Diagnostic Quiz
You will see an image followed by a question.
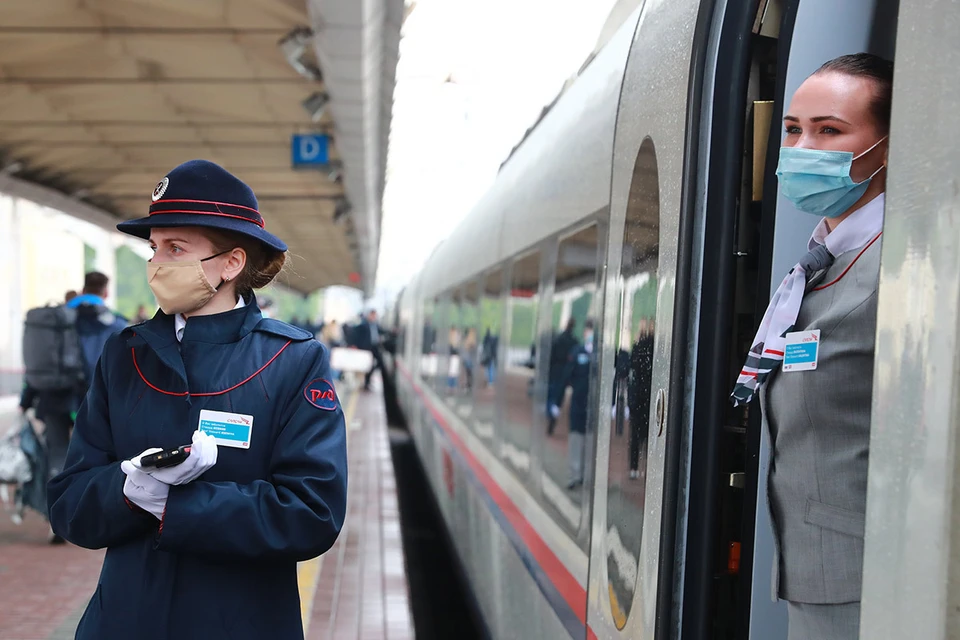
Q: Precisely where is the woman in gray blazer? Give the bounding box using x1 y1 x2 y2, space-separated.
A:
731 53 893 640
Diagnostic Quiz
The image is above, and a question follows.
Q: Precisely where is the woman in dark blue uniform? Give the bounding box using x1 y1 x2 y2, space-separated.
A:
47 159 348 640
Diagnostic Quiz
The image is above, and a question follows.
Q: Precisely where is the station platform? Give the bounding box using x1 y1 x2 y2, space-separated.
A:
0 382 413 640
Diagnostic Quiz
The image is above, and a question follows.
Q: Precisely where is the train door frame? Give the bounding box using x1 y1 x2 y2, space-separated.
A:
860 2 960 635
530 236 559 498
584 0 707 637
678 0 777 638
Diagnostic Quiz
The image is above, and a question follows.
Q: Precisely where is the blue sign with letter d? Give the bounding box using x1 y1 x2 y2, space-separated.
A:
291 134 329 167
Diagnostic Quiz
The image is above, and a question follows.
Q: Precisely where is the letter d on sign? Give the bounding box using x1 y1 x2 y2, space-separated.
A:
300 136 320 161
291 134 329 167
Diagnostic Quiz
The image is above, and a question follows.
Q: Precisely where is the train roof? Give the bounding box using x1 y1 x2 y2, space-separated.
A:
412 10 640 301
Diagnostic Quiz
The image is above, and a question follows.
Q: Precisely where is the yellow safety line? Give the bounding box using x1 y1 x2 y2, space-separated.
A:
298 387 360 635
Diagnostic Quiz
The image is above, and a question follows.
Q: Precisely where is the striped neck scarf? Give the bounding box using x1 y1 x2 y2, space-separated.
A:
731 194 885 406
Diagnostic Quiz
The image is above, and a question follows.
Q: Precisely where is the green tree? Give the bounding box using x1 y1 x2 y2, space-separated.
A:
569 291 594 329
84 244 97 273
258 285 323 325
480 297 502 334
114 246 155 320
508 300 537 347
632 276 657 321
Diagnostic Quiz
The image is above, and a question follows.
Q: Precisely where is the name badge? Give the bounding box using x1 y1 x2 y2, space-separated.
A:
198 409 253 449
782 330 820 372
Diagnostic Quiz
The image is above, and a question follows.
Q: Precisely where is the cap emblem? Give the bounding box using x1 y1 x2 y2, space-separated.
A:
152 177 170 202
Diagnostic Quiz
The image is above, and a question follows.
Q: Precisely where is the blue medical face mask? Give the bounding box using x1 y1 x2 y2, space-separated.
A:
776 137 887 218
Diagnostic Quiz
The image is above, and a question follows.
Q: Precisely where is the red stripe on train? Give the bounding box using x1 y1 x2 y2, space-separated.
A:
397 361 596 638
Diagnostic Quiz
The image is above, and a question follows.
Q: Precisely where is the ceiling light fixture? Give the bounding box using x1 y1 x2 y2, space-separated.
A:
327 160 343 183
333 198 351 223
301 91 330 122
278 27 323 82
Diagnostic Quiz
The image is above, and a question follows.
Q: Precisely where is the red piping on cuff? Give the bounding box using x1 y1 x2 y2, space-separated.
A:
158 506 166 535
124 496 144 513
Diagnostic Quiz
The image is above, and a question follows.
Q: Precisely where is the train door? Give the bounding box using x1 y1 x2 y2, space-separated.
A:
681 1 900 639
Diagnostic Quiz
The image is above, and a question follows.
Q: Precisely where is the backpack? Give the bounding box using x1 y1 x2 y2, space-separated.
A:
22 305 86 391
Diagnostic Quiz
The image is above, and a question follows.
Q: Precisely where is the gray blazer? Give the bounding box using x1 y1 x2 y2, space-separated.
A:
760 236 881 604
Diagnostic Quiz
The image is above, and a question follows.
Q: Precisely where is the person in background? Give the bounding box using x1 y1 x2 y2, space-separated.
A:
422 318 436 355
447 326 461 391
461 327 477 391
546 318 578 436
70 273 130 385
320 320 344 381
612 329 631 437
355 309 385 392
21 272 127 544
628 317 655 480
320 319 344 348
731 53 893 640
341 318 356 347
22 273 127 476
134 304 151 324
557 319 594 490
481 328 498 386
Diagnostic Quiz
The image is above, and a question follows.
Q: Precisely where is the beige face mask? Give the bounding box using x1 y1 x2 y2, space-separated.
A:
146 251 227 315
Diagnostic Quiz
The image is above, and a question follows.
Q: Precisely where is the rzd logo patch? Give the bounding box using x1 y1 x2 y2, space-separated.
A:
304 378 338 411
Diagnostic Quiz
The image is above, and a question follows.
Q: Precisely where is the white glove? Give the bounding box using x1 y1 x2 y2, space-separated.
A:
134 430 218 486
121 459 169 520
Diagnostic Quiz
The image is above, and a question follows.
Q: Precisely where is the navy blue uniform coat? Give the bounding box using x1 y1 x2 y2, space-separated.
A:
47 299 347 640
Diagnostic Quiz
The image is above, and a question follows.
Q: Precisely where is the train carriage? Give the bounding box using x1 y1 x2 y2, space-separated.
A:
389 0 958 638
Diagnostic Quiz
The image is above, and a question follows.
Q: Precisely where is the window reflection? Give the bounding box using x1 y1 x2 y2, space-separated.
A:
440 293 462 397
451 285 479 421
543 225 602 536
606 137 659 628
419 299 437 383
473 270 503 446
500 252 540 480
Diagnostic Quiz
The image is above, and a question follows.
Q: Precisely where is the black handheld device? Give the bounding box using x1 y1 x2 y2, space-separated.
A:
138 445 192 469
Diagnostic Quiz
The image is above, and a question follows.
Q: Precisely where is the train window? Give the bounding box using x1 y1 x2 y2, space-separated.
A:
473 269 503 447
419 297 439 385
606 137 659 629
433 293 455 395
542 224 603 532
451 282 480 421
500 251 541 480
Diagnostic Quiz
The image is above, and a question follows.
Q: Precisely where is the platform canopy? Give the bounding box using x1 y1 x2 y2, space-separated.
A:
0 0 402 294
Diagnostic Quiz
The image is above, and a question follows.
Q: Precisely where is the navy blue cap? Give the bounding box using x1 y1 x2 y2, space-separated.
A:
116 159 287 252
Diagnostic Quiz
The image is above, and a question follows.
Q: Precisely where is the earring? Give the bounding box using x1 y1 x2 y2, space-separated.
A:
225 277 231 282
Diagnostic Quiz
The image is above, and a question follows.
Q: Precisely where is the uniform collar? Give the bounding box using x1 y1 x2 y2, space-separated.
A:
808 192 885 252
127 295 264 392
175 296 246 342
